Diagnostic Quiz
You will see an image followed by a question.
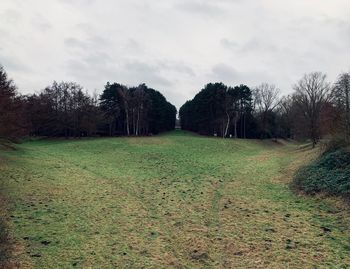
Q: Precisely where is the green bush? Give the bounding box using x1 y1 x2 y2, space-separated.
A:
292 149 350 198
322 137 349 154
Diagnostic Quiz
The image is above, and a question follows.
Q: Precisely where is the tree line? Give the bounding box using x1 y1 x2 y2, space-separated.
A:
1 62 349 146
180 72 350 147
0 65 176 140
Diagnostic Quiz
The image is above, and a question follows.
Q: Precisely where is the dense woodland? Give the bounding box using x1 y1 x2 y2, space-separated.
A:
1 63 350 148
0 65 176 139
180 72 350 147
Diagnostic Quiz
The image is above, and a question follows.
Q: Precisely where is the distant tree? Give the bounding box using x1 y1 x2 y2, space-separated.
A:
99 82 176 136
144 85 176 134
253 83 280 138
99 83 124 136
254 83 280 113
275 95 294 138
116 85 131 136
293 72 331 147
179 83 227 136
225 85 253 138
131 84 149 135
0 65 27 141
223 87 235 138
27 81 99 137
333 72 350 141
179 83 253 138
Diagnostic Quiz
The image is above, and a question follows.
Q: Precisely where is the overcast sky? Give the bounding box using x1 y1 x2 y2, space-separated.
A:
0 0 350 108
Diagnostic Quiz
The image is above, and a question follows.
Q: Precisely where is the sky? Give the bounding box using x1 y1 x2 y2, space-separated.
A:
0 0 350 108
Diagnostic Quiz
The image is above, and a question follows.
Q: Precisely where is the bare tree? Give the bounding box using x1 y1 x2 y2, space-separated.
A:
254 83 280 113
333 72 350 141
293 72 331 147
253 83 280 137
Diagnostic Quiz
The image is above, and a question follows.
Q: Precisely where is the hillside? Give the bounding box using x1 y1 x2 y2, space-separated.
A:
0 131 349 268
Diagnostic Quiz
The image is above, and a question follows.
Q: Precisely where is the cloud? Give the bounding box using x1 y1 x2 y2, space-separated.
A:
0 0 350 108
123 61 172 87
174 0 225 16
158 60 196 77
0 48 31 73
220 38 239 50
31 14 52 32
211 63 239 83
64 37 88 49
0 8 22 25
58 0 96 6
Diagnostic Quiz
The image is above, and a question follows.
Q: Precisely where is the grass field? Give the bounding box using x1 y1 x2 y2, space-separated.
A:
1 131 350 268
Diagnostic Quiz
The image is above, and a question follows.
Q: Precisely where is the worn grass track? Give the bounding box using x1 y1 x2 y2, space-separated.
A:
0 131 349 268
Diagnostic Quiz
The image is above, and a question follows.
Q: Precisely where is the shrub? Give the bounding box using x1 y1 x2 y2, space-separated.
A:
321 136 349 155
292 149 350 199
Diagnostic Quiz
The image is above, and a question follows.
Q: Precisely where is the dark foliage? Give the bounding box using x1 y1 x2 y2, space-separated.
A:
99 82 176 136
179 75 338 142
26 81 101 137
179 83 254 138
292 149 350 198
0 65 27 141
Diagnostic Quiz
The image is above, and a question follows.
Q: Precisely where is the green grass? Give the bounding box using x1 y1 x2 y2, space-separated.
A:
0 131 349 268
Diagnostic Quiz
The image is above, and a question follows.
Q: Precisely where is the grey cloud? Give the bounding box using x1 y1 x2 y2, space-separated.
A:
64 35 111 52
210 63 278 90
1 0 350 108
65 51 115 80
174 0 225 16
211 63 239 83
220 38 239 50
0 9 22 25
124 39 143 52
0 48 30 73
58 0 96 6
75 23 95 33
64 37 88 50
240 39 278 53
158 60 195 77
31 14 52 32
123 61 172 87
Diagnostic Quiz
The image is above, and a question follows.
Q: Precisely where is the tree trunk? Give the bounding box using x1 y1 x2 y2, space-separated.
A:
233 111 239 138
224 112 230 138
311 118 317 148
125 104 130 136
345 83 350 141
234 120 237 138
136 108 140 136
243 113 246 139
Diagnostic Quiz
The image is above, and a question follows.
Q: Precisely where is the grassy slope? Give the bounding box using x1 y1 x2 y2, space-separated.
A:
0 131 349 268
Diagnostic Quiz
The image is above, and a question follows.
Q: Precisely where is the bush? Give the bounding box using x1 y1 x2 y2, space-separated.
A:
292 149 350 199
321 137 349 155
